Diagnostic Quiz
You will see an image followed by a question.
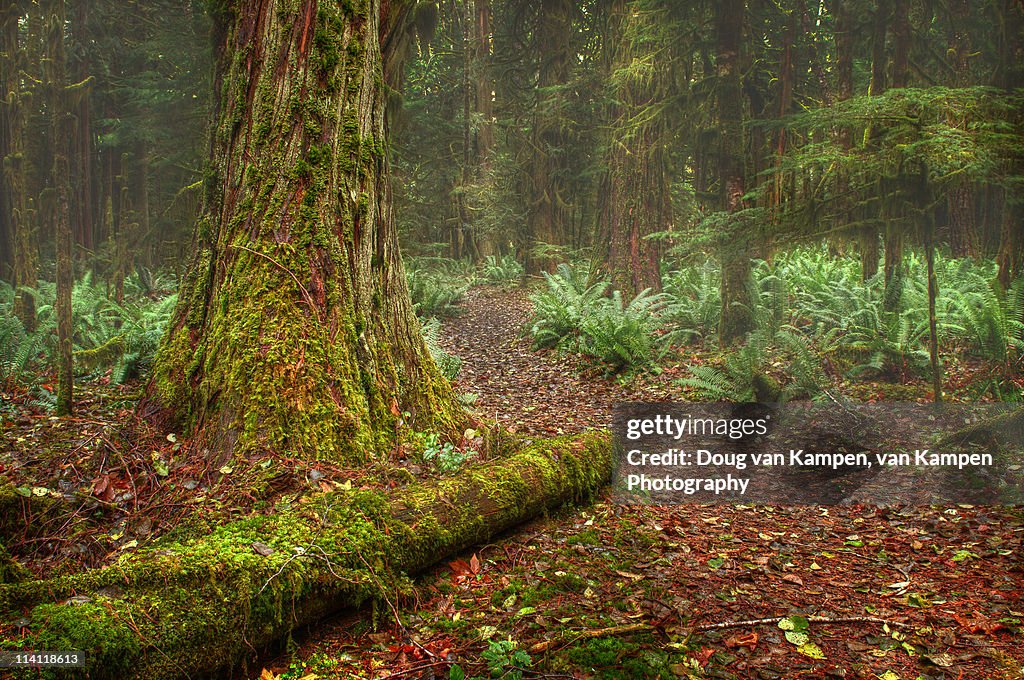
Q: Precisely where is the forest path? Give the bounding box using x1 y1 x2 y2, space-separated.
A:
263 286 1024 680
437 285 674 437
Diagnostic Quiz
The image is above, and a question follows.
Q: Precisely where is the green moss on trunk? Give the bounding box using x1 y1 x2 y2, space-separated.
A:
144 0 463 462
0 433 613 679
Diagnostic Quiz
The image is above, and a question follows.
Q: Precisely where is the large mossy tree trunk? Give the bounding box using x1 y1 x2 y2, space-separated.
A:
144 0 463 463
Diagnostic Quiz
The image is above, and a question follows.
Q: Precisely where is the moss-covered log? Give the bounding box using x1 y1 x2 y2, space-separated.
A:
0 432 613 679
143 0 462 463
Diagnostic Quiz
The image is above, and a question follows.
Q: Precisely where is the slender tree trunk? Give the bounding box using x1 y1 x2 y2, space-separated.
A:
71 0 93 253
0 0 11 282
945 0 977 258
997 195 1022 288
1 0 38 330
454 0 472 260
143 0 463 463
882 0 909 308
524 0 573 275
472 0 497 258
996 0 1023 287
860 0 889 282
133 139 151 267
717 0 753 344
474 0 493 164
47 0 74 415
925 222 942 402
600 1 669 296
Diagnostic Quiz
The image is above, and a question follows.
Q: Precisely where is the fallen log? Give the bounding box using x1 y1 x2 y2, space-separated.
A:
0 431 613 679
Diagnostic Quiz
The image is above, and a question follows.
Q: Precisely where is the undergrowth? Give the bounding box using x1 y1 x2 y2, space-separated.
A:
0 271 178 395
524 248 1023 397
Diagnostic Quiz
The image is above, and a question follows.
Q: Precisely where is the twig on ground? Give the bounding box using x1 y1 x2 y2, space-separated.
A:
695 615 910 631
529 615 911 654
529 623 651 654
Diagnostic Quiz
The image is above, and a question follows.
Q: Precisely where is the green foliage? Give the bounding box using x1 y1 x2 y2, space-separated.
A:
660 263 721 343
528 264 668 372
405 257 473 319
480 255 523 284
0 273 177 391
579 288 667 373
529 263 608 351
0 305 48 389
417 430 471 473
480 639 531 680
660 248 1023 396
679 327 826 402
420 317 461 380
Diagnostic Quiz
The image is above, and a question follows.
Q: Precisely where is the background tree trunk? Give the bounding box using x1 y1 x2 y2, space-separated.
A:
1 0 38 330
47 0 73 415
524 0 573 275
600 1 671 297
859 0 889 282
144 0 463 463
945 0 977 258
717 0 753 345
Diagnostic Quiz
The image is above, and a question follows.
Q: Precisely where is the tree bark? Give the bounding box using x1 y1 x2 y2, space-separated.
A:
1 0 38 330
882 0 909 308
143 0 463 463
70 0 94 253
859 0 889 282
47 0 74 416
524 0 574 275
945 0 977 258
0 432 613 680
600 0 670 297
717 0 753 345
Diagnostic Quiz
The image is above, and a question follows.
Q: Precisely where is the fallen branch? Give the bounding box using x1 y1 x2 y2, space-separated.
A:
0 432 613 680
528 615 910 655
529 623 652 654
696 615 910 631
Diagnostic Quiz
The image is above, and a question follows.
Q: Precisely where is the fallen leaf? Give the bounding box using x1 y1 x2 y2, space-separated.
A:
796 642 825 659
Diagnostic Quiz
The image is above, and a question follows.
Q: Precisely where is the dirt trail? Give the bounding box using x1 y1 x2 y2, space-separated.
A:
438 285 675 437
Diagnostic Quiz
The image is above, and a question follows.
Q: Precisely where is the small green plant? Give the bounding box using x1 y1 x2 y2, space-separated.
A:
579 288 668 372
407 267 468 318
680 327 826 401
415 431 472 473
480 639 531 680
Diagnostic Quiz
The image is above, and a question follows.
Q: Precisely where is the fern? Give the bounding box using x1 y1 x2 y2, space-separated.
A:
528 263 608 350
579 288 667 372
406 266 468 318
679 327 826 402
420 317 461 380
480 255 523 284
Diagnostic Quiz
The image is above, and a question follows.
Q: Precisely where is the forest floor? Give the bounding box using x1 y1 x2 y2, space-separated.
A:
0 284 1022 679
258 285 1024 680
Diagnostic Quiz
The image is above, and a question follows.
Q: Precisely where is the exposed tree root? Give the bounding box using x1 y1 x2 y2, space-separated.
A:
0 432 613 679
